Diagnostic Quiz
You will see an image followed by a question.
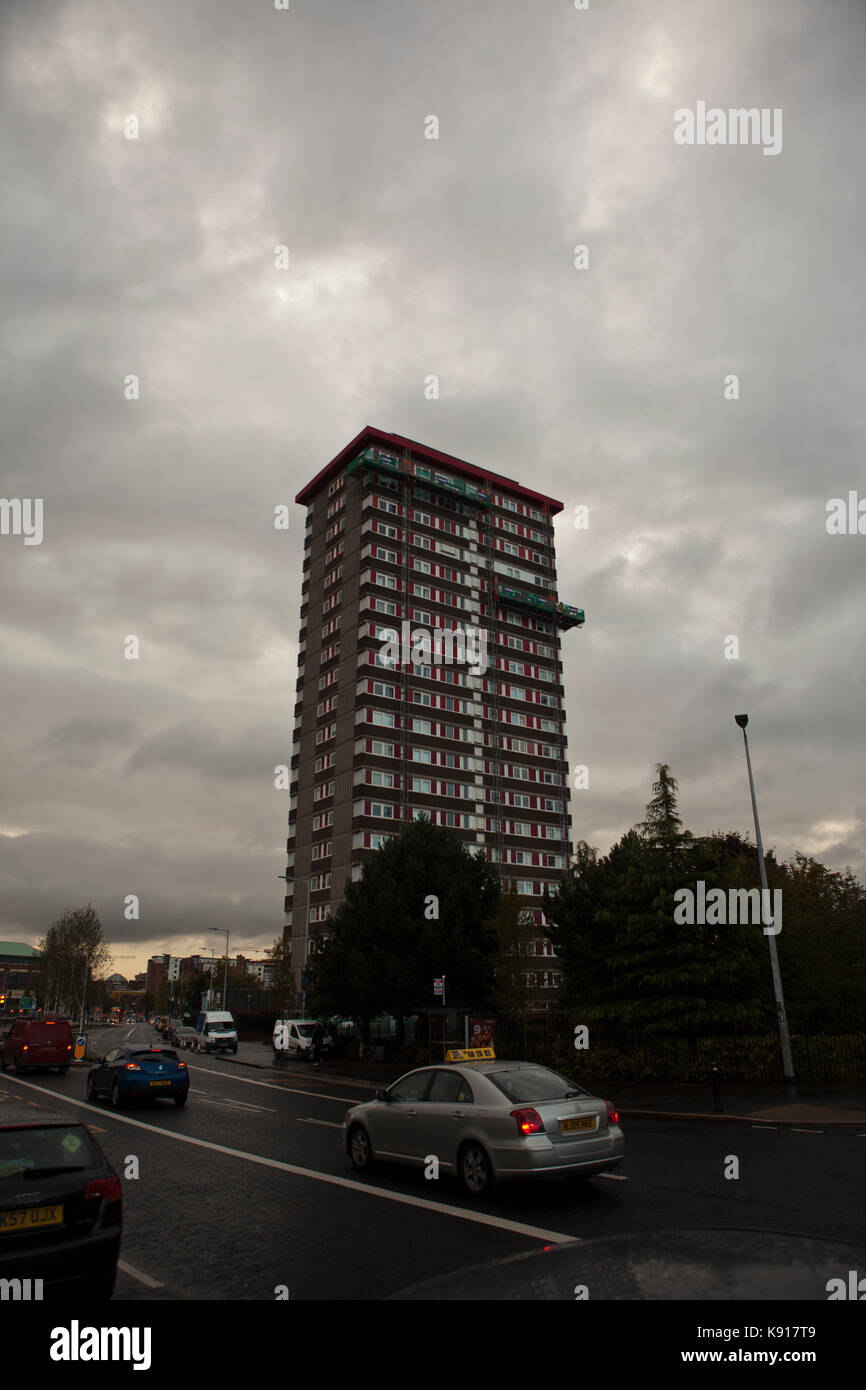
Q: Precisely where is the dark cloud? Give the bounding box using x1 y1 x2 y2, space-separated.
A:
1 0 864 972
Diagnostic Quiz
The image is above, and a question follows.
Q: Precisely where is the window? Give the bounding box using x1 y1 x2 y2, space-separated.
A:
311 872 332 891
309 904 329 924
413 535 432 550
315 754 335 772
372 681 396 698
323 565 343 588
316 696 337 717
412 748 432 763
376 523 398 540
322 590 342 613
311 840 332 859
315 723 336 744
313 781 335 801
325 542 345 564
320 642 340 664
371 597 397 616
312 812 334 830
372 711 396 728
369 802 396 818
375 572 398 590
328 475 345 497
369 770 395 788
413 511 430 526
373 546 398 565
318 670 338 691
377 499 399 515
412 778 432 793
321 615 342 639
370 739 395 757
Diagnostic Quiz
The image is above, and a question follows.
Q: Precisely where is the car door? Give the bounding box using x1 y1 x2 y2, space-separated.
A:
95 1048 121 1091
372 1070 433 1162
414 1069 475 1171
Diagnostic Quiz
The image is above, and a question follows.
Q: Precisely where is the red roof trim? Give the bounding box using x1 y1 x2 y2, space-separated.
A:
295 427 564 513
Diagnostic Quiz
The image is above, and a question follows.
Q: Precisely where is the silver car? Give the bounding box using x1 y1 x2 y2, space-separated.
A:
343 1059 624 1197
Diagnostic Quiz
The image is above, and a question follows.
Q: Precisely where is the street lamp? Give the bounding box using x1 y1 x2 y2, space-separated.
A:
734 714 796 1095
207 927 230 1011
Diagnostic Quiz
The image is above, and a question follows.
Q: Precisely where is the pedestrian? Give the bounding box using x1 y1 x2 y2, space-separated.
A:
311 1021 325 1066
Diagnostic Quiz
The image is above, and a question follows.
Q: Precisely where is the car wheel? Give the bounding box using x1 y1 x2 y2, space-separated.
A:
348 1124 374 1172
14 1058 26 1075
174 1092 188 1107
58 1066 69 1075
459 1141 494 1198
232 1046 238 1054
86 1075 98 1103
111 1079 125 1109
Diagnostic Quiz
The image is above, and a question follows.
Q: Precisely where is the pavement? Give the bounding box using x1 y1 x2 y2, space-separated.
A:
209 1039 866 1132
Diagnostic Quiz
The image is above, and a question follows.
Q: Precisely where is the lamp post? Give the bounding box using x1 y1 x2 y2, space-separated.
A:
734 715 796 1094
207 927 230 1010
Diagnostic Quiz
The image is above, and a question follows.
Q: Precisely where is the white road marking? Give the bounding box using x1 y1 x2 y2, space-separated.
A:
597 1172 628 1180
791 1128 822 1134
2 1074 578 1246
117 1259 164 1289
299 1118 341 1128
194 1094 276 1113
185 1063 360 1106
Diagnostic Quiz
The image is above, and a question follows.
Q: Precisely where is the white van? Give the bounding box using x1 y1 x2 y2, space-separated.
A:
194 1010 238 1054
273 1019 334 1061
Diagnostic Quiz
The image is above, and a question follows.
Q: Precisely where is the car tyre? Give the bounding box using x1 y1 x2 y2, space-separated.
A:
348 1124 374 1173
232 1046 238 1054
458 1141 494 1198
86 1075 98 1103
58 1065 69 1075
174 1092 188 1107
111 1079 125 1109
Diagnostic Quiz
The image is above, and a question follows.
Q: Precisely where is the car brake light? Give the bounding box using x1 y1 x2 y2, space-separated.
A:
66 1044 72 1050
22 1045 28 1051
84 1176 122 1204
177 1061 186 1069
605 1101 620 1124
125 1062 141 1071
511 1107 544 1135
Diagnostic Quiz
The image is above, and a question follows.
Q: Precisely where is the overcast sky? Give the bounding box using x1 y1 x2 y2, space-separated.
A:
1 0 864 977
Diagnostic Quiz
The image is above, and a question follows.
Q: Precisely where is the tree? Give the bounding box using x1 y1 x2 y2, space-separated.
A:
308 818 501 1044
637 763 692 867
39 905 112 1023
267 937 296 1017
489 884 539 1018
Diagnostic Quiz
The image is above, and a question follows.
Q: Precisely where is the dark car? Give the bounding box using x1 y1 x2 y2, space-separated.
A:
1 1019 74 1075
0 1105 122 1298
87 1046 189 1108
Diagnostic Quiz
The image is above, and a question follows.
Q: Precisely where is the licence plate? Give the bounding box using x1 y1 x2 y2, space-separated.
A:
560 1116 597 1133
0 1204 63 1234
149 1080 171 1087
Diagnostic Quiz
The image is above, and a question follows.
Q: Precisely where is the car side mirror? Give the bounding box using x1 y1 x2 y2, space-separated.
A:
376 1088 390 1103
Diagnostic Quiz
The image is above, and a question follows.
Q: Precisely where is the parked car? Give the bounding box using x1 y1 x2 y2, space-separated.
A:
273 1018 335 1061
86 1046 189 1108
172 1027 198 1050
343 1056 624 1197
0 1103 122 1297
0 1019 74 1075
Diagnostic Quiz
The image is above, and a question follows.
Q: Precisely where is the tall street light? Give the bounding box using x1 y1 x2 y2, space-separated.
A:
734 715 796 1094
207 927 230 1010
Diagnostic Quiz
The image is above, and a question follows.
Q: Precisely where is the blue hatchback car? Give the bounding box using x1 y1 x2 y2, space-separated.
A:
87 1046 189 1108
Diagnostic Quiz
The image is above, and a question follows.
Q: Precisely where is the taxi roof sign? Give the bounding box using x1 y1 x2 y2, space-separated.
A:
444 1047 496 1063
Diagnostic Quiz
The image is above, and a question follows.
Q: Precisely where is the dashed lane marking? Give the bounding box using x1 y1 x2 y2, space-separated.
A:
117 1259 164 1289
2 1074 578 1246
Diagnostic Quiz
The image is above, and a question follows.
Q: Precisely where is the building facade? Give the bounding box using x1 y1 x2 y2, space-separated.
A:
285 428 584 1011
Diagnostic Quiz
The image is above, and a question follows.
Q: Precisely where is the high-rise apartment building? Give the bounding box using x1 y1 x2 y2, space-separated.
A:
284 428 584 1011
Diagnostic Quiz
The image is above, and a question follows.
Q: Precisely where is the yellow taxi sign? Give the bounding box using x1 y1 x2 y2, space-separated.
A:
444 1047 496 1063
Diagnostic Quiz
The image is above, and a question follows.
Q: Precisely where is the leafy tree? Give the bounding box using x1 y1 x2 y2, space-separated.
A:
308 818 501 1043
489 883 538 1018
267 937 297 1017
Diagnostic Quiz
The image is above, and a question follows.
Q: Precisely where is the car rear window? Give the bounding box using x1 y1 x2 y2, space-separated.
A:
0 1125 101 1180
487 1067 590 1104
132 1049 179 1061
26 1022 72 1043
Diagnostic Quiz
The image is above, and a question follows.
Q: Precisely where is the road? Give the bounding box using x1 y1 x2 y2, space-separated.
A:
2 1023 864 1299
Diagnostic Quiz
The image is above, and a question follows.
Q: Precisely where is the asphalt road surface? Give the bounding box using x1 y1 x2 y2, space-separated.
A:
2 1023 864 1300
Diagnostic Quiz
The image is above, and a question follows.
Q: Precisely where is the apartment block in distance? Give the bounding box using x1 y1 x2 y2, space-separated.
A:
284 427 585 1012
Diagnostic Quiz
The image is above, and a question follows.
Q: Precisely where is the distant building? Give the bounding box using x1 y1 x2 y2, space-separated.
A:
0 942 42 1010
